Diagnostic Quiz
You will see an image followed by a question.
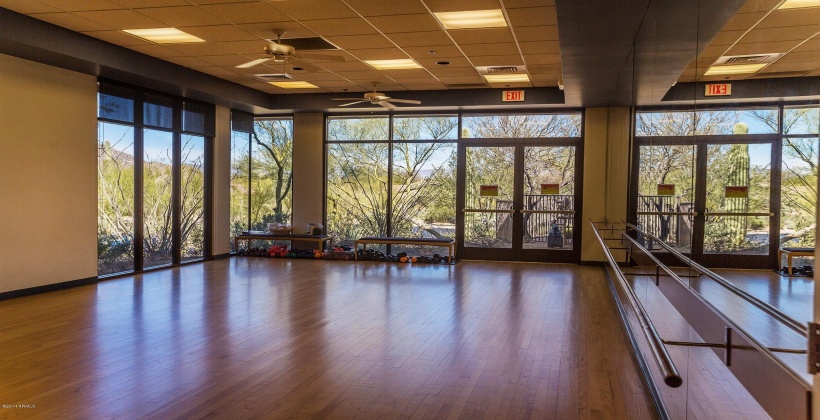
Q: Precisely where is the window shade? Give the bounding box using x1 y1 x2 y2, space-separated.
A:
231 110 255 133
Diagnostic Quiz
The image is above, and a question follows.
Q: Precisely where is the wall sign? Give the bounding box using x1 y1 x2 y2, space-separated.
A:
657 184 676 196
502 90 525 102
480 185 499 196
725 186 749 198
705 83 732 96
541 183 560 195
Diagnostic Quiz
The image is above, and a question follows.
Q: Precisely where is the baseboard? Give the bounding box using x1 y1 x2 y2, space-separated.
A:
0 276 98 301
579 260 607 266
212 252 232 260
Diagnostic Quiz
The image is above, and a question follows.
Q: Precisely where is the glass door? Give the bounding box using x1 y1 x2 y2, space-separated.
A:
633 140 776 269
458 144 581 262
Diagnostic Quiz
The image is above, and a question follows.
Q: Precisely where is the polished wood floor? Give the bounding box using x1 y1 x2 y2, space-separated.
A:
0 259 656 419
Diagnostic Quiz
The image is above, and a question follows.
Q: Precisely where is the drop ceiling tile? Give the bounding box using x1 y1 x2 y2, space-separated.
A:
332 70 392 80
437 75 486 84
73 9 167 28
400 82 447 90
709 30 746 46
791 35 820 52
530 74 561 84
180 25 259 42
136 6 229 27
428 67 480 78
742 26 820 44
0 0 62 13
758 9 820 28
299 18 380 36
313 80 366 88
727 40 805 56
737 0 782 14
806 68 820 77
527 63 562 74
215 40 268 54
449 28 514 45
423 0 500 13
366 14 442 33
164 42 234 56
520 53 560 65
163 56 215 68
198 54 251 66
403 45 462 57
759 61 817 73
376 69 432 78
470 55 525 66
127 44 185 58
415 56 473 68
512 25 559 42
346 48 409 60
387 31 454 48
201 2 289 24
701 44 730 59
518 41 560 55
111 0 191 7
342 0 428 16
504 0 556 7
30 12 114 31
506 7 557 27
722 12 767 31
460 43 518 56
197 66 244 76
319 61 376 72
36 0 125 11
270 0 357 20
297 72 346 81
82 30 153 46
239 23 317 40
324 34 395 50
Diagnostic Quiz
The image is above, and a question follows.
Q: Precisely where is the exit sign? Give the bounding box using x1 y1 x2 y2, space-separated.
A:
705 83 732 96
502 90 525 102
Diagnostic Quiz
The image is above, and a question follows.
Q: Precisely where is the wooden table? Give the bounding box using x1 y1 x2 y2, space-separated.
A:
235 233 332 251
354 236 455 262
778 247 815 275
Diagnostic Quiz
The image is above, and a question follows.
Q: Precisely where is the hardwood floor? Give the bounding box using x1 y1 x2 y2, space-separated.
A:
0 259 656 419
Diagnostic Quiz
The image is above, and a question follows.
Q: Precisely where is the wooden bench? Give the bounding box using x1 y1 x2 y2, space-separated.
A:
354 237 456 262
235 232 332 252
778 247 815 275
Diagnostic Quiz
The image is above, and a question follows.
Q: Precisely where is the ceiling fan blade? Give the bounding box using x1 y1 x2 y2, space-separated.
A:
378 100 397 109
338 100 368 107
296 52 347 62
332 97 365 101
235 58 272 69
385 98 421 105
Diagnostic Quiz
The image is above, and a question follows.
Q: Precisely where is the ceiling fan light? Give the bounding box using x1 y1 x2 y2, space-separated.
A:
122 28 204 44
434 10 507 29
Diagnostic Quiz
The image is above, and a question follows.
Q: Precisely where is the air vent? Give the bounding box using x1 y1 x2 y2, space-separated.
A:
253 74 293 82
475 65 527 74
713 53 784 65
273 37 338 51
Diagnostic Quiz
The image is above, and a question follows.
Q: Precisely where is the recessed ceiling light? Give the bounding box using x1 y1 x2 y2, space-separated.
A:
778 0 820 9
703 63 768 76
436 61 451 66
270 81 319 89
365 59 422 70
434 10 507 29
122 28 204 44
483 74 530 83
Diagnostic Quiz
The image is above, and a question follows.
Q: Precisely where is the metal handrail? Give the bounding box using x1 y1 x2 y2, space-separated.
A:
590 220 683 387
624 222 806 336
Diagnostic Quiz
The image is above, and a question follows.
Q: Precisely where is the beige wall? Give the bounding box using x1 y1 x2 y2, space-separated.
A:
291 113 325 236
0 54 98 293
212 105 232 256
580 107 631 262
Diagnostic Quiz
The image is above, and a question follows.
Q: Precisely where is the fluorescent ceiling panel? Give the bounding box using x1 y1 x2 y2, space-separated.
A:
483 74 531 83
434 10 507 30
703 63 769 75
270 81 319 89
122 28 205 44
778 0 820 9
365 59 422 70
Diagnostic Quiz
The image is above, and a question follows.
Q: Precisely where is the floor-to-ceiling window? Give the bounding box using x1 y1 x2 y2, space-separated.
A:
631 104 819 269
97 82 213 275
229 113 293 251
326 115 458 251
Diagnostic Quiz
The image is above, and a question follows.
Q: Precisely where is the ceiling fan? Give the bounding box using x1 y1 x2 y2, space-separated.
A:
332 84 421 109
236 33 346 69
